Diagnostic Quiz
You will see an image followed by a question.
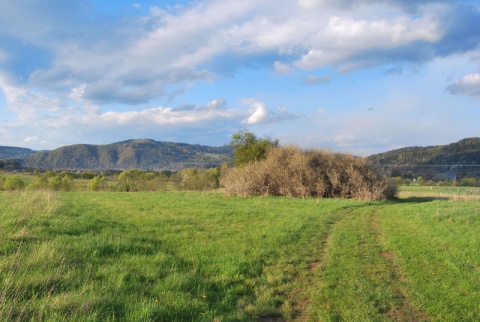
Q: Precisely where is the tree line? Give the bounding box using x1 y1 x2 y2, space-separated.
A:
394 176 480 187
0 167 223 192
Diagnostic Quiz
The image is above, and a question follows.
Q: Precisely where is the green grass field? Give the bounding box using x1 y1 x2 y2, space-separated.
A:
1 190 479 321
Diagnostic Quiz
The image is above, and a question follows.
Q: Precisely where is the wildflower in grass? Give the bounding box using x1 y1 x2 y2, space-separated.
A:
202 294 207 300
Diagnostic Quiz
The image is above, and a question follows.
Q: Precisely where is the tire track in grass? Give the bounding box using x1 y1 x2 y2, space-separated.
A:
292 205 429 321
288 214 347 321
371 213 430 322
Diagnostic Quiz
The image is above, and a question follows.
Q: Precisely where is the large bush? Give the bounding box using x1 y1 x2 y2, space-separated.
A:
178 167 221 191
221 147 397 200
26 172 75 191
2 175 26 191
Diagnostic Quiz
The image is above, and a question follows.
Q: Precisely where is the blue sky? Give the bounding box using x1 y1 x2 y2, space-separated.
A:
1 0 480 155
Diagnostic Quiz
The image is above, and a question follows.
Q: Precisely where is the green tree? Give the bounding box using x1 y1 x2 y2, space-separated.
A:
228 129 279 166
27 176 49 190
43 171 57 178
180 168 198 190
47 176 74 191
393 176 404 185
2 176 25 191
178 168 221 190
417 176 425 186
118 169 146 192
88 175 107 191
439 178 451 186
205 167 221 189
461 177 477 187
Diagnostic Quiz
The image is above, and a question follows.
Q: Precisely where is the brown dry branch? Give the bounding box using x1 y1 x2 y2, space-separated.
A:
221 147 397 200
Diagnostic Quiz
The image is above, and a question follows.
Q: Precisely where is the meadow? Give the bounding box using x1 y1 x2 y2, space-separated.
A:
0 189 479 321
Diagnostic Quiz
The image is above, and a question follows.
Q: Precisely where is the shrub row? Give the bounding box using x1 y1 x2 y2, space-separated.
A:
221 147 397 200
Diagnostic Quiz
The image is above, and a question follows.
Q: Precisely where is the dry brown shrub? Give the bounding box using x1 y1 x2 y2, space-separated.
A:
221 147 397 200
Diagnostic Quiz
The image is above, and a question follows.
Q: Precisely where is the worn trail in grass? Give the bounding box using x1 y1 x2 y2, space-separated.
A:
295 206 426 321
294 197 480 321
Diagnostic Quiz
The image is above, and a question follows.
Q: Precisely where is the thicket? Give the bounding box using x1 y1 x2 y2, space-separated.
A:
222 146 397 200
27 171 75 191
1 175 25 191
1 167 222 193
173 167 221 190
113 167 221 192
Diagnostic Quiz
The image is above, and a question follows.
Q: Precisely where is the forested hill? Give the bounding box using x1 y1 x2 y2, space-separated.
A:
367 138 480 180
23 139 233 171
367 138 480 165
0 146 37 160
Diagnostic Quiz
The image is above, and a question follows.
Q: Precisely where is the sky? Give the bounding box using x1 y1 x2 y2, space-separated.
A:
1 0 480 155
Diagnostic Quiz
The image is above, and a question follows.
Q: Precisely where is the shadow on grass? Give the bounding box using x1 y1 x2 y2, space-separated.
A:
391 196 449 204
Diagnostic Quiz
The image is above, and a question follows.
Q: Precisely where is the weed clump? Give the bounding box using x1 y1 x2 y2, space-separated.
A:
221 146 397 200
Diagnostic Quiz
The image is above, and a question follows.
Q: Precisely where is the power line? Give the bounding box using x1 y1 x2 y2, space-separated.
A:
370 165 480 167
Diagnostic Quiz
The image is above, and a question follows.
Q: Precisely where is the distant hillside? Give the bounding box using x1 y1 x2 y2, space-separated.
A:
367 138 480 180
0 146 37 160
24 139 233 171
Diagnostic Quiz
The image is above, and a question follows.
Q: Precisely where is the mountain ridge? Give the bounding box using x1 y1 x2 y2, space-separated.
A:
0 146 37 160
367 138 480 165
19 139 232 171
366 137 480 179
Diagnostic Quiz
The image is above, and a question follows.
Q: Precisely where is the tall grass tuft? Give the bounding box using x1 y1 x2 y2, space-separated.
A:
0 191 61 321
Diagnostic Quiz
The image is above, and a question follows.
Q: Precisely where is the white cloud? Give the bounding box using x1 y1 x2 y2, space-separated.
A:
294 12 442 71
174 99 227 112
446 73 480 97
63 102 240 127
241 99 298 125
0 73 64 121
298 0 453 11
297 0 323 10
23 136 38 143
242 101 271 125
205 99 227 110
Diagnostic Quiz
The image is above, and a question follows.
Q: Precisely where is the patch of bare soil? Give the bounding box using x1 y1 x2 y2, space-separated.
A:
308 261 321 271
